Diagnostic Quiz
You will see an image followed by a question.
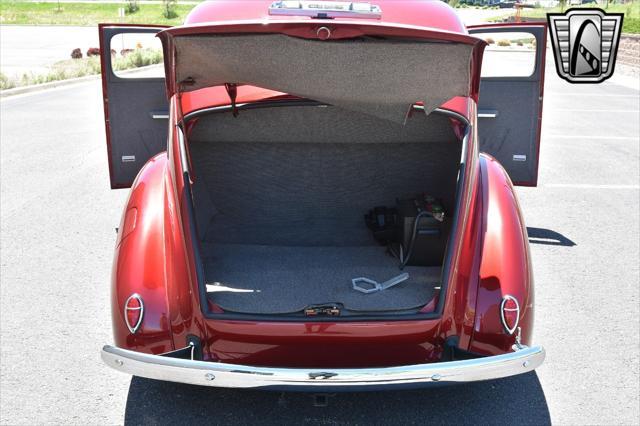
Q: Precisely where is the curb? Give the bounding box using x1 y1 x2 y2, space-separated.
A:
0 64 162 98
0 74 100 98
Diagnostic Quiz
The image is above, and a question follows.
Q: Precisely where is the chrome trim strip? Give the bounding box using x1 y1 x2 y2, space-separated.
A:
268 1 382 20
102 344 544 389
176 126 190 175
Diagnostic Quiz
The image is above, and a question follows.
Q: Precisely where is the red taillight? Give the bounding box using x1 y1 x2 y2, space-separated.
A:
500 295 520 335
124 294 144 334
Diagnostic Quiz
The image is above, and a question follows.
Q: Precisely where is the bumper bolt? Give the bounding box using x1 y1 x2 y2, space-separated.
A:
523 360 530 368
431 374 442 382
115 359 124 367
205 373 216 381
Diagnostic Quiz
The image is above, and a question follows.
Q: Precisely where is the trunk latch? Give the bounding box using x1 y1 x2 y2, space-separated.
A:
304 305 341 316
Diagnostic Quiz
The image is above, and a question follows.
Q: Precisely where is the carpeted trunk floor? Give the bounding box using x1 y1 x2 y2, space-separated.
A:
202 244 440 314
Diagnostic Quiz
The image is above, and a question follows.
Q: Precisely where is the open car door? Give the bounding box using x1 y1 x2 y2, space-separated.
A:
468 24 547 186
99 24 168 189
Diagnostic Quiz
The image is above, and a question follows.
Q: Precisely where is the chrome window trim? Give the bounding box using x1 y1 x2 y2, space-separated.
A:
176 125 190 175
268 1 382 20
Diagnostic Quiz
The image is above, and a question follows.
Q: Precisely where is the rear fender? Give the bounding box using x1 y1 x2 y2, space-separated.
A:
469 154 534 355
111 153 174 353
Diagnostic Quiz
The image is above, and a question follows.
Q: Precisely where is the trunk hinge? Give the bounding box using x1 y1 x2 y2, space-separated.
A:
179 77 196 93
225 83 239 117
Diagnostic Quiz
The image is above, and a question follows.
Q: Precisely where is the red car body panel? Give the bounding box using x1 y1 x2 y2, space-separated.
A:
112 152 173 354
469 154 534 355
185 0 466 32
107 1 542 369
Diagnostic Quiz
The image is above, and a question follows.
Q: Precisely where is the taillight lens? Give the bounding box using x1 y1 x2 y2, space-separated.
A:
124 294 144 334
500 295 520 335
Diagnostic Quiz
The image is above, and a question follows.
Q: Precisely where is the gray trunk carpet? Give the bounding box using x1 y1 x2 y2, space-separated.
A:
202 244 440 314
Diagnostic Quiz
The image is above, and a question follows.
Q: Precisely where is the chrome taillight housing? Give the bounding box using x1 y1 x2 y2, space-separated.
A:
500 295 520 335
124 293 144 334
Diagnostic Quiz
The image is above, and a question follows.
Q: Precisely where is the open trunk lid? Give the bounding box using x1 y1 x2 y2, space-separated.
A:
157 21 485 122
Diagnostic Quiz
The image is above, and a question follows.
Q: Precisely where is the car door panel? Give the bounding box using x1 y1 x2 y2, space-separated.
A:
468 24 547 187
99 24 168 189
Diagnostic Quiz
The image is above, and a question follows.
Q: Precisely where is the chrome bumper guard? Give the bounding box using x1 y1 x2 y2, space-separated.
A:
102 344 545 389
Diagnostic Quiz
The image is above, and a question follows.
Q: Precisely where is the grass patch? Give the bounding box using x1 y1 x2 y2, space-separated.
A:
0 48 163 90
0 1 196 26
497 3 640 34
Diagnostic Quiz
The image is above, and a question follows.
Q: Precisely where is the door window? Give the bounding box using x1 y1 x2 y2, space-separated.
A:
480 32 537 78
109 32 165 79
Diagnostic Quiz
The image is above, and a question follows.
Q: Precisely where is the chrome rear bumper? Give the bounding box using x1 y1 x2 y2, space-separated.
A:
101 344 545 390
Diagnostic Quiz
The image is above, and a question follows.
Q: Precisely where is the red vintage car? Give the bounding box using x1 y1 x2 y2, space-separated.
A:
100 0 546 389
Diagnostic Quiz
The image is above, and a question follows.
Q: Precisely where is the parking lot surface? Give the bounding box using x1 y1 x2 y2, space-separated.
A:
0 53 638 424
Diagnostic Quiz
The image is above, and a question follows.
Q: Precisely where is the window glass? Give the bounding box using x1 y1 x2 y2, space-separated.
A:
110 32 164 78
480 32 536 78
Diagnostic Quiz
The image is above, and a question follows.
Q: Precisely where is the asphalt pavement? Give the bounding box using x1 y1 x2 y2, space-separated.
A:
0 52 639 425
0 26 100 76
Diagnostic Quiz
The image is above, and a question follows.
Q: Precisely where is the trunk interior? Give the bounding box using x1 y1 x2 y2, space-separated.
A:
188 104 463 316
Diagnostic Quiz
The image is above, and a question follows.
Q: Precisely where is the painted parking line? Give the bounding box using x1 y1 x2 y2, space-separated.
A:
543 135 638 140
545 184 640 189
545 109 640 113
551 93 639 97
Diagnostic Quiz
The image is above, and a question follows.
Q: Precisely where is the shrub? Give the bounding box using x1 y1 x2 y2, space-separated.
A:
497 39 511 47
71 48 82 59
0 72 15 90
125 0 139 14
517 41 523 46
112 48 163 71
86 47 100 57
485 37 495 44
120 48 134 56
162 0 178 19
